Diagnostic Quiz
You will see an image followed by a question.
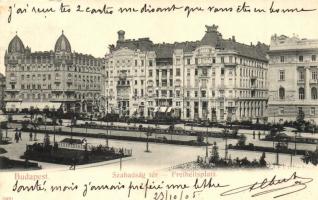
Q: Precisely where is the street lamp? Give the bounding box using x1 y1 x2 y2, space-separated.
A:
145 125 152 153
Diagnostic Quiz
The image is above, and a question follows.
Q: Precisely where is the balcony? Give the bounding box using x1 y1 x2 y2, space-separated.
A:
224 63 237 67
9 77 17 82
251 85 257 89
217 84 225 90
250 75 257 80
8 60 18 65
5 88 19 92
117 83 130 87
118 73 128 79
51 88 63 93
297 79 305 84
310 79 318 84
54 78 61 83
65 88 76 93
174 79 181 87
199 73 208 78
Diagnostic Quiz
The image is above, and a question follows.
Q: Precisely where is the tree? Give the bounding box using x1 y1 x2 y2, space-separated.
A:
237 134 246 147
296 109 306 131
196 133 204 143
259 152 267 167
44 133 50 147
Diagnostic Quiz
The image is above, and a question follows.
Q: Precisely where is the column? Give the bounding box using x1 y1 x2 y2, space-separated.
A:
305 66 310 100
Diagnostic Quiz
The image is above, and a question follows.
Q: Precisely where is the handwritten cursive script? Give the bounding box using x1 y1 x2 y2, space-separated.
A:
220 171 313 198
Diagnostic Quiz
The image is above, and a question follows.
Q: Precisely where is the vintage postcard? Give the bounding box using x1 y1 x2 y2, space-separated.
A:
0 0 318 199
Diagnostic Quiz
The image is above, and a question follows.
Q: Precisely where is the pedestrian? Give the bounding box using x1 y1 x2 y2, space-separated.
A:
15 132 19 143
258 131 261 140
19 129 22 141
29 132 33 141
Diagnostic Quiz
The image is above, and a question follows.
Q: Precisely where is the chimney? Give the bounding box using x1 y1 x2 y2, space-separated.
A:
232 36 235 42
117 30 125 42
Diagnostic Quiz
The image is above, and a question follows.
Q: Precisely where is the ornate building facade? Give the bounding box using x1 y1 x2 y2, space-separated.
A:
268 34 318 123
105 25 268 122
4 31 105 114
0 73 5 110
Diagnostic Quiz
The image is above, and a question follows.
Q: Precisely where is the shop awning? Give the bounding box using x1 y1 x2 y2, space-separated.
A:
19 102 62 111
5 102 21 111
153 107 159 112
166 107 173 113
159 107 167 112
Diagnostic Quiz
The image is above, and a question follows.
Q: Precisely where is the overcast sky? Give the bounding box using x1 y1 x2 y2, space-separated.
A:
0 0 318 74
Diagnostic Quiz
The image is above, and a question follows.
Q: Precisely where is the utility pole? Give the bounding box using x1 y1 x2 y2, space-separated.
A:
106 119 109 147
294 131 297 156
224 124 228 160
206 125 209 158
145 125 152 153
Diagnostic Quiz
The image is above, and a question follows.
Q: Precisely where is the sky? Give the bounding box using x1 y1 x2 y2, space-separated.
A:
0 0 318 74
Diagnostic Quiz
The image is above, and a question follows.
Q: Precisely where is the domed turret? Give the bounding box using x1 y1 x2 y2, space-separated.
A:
8 34 25 53
54 30 71 52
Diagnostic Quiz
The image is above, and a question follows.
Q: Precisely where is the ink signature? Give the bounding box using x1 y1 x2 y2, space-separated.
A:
220 172 313 198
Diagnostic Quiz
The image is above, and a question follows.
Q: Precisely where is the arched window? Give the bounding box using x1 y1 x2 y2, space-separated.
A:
279 87 285 100
312 87 318 99
299 87 305 100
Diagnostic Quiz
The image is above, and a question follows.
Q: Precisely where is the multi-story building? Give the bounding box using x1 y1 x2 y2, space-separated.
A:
268 34 318 123
4 31 105 114
105 25 268 122
0 73 5 110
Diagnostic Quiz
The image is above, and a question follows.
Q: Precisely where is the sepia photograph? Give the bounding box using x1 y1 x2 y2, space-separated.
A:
0 0 318 199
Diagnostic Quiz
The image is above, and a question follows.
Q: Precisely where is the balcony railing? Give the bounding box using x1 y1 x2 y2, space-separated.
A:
310 79 318 84
297 79 305 84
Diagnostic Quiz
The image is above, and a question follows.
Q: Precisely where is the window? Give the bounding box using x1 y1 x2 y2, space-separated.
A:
299 56 303 62
186 91 190 97
195 69 198 76
176 68 181 76
148 70 153 77
149 60 153 66
201 90 206 97
299 87 305 99
176 58 181 65
279 107 284 115
229 56 233 63
141 60 144 66
312 71 318 80
312 87 317 99
176 90 180 97
187 69 190 76
299 70 305 80
194 91 198 97
221 68 225 75
311 107 316 115
279 87 285 99
195 58 198 65
279 70 285 81
312 55 316 62
187 58 191 65
221 57 224 63
280 56 284 63
212 57 216 64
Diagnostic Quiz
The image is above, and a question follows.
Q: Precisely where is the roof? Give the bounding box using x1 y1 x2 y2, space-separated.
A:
112 25 269 61
8 35 25 53
55 31 72 52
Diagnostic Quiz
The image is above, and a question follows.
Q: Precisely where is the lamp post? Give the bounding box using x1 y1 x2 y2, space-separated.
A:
105 118 109 147
145 125 152 153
